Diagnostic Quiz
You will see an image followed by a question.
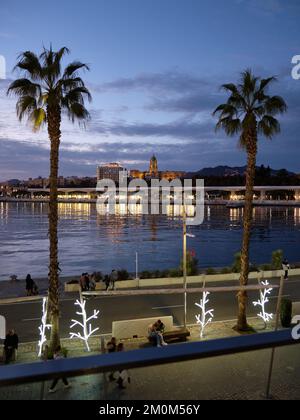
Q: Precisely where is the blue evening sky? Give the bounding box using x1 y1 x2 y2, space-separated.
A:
0 0 300 179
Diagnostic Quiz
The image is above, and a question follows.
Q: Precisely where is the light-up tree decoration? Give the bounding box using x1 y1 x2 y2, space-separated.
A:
195 291 214 339
38 297 51 357
70 298 100 352
253 280 273 327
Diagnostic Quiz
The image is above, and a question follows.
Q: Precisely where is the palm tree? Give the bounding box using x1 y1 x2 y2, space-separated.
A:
213 70 287 331
8 47 91 349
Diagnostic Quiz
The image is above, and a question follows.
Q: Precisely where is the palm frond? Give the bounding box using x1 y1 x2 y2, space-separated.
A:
63 62 90 79
239 69 258 98
221 83 239 94
63 86 92 104
264 95 287 115
258 115 280 138
13 51 42 80
65 102 91 123
213 103 237 117
259 77 277 92
30 108 47 131
16 96 37 121
59 77 85 92
216 117 241 136
7 78 41 98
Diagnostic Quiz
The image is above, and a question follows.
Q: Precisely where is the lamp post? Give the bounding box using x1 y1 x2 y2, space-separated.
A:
183 206 196 329
135 251 140 289
183 207 187 328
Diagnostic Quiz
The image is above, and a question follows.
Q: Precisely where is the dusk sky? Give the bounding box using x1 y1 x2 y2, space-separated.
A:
0 0 300 180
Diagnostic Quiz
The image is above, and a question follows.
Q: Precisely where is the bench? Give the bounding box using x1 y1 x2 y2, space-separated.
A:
163 328 190 343
112 316 190 344
148 328 190 345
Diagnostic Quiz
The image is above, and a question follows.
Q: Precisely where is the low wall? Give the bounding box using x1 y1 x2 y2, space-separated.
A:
64 268 300 292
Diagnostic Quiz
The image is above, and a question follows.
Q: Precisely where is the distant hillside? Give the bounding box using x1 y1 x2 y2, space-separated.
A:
196 166 246 177
189 166 295 177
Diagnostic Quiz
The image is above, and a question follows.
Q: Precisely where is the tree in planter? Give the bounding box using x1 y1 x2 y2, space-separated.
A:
214 70 287 330
180 250 198 276
232 252 242 273
271 249 283 270
8 47 91 350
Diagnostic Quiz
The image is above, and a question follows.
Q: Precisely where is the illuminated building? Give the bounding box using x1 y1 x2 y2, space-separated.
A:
96 163 126 183
130 155 185 181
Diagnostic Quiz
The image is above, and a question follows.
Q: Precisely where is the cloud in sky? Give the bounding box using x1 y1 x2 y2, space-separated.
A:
0 66 237 179
1 0 300 180
1 66 300 180
97 71 210 94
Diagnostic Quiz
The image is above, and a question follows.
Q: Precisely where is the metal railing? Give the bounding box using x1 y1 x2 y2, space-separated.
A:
0 329 297 388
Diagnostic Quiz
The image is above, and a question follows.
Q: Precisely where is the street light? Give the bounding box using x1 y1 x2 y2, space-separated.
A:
183 206 195 328
183 207 187 328
135 251 140 289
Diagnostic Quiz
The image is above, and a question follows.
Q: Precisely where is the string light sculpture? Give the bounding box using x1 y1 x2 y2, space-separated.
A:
38 297 51 357
70 298 100 352
195 291 214 339
253 280 273 327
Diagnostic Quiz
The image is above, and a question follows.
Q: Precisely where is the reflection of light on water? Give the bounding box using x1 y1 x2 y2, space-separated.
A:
2 201 300 282
207 206 211 221
229 208 242 222
58 202 91 218
128 204 143 215
115 204 127 216
167 205 195 217
96 203 144 216
96 203 196 218
0 202 8 222
294 208 300 224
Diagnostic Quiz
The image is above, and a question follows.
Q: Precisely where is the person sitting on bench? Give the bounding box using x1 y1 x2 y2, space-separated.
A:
148 321 168 347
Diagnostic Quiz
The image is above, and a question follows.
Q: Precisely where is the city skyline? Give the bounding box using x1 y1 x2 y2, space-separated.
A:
1 1 300 178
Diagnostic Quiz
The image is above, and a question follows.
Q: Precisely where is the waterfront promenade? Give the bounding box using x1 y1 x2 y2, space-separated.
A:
1 185 300 206
0 321 299 400
1 275 300 343
1 197 300 207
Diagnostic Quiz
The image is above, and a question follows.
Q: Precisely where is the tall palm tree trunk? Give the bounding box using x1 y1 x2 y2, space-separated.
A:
47 104 61 351
237 130 257 331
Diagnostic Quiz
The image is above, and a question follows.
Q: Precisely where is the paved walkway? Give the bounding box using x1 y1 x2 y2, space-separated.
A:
0 321 299 400
1 344 299 400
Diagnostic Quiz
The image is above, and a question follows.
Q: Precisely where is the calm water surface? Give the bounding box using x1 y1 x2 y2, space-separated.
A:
0 202 299 281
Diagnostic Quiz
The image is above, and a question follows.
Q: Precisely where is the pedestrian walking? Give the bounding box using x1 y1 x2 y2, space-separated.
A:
79 273 87 291
49 346 71 393
282 259 290 280
110 270 118 291
104 275 110 291
32 281 39 295
84 273 90 291
106 337 117 382
25 274 34 296
90 273 96 291
4 329 19 364
115 343 131 389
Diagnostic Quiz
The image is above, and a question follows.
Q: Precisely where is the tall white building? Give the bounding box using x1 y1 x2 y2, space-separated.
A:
96 163 126 182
